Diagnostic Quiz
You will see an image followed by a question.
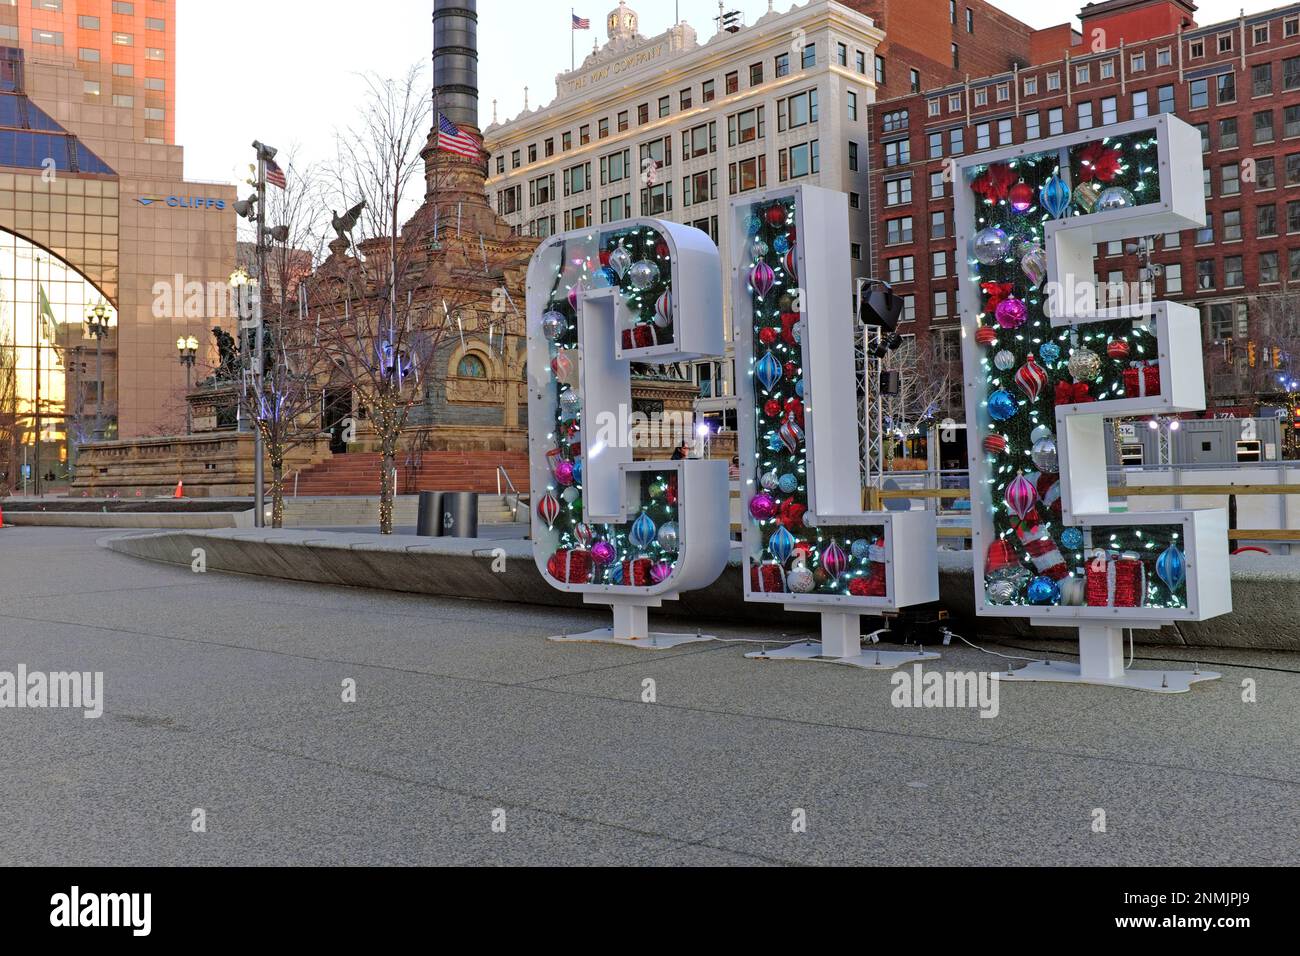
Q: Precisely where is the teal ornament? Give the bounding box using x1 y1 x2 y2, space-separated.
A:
778 474 798 495
747 214 763 236
1061 528 1084 551
851 539 871 560
767 433 785 452
1156 544 1186 592
988 389 1018 422
1040 342 1062 365
1040 174 1071 218
768 526 797 565
756 351 783 392
630 512 657 550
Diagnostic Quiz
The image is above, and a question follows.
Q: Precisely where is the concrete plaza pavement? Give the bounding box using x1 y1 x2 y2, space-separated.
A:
0 525 1297 866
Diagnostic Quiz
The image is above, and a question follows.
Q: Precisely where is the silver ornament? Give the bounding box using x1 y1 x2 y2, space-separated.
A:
1096 186 1137 212
1031 437 1059 474
1060 577 1087 607
760 471 780 492
657 521 680 552
1021 246 1048 287
973 227 1011 265
987 579 1018 605
994 350 1017 372
542 311 567 342
1068 347 1101 383
608 243 632 279
628 260 661 291
1030 425 1053 445
787 568 816 593
559 390 582 419
751 238 769 259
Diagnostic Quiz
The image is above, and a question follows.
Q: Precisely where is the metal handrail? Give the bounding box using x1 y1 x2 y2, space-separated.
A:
496 466 524 519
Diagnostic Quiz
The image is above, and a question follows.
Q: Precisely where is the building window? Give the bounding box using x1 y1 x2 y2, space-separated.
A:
1164 263 1182 295
1156 47 1172 67
530 173 556 206
1077 101 1094 129
145 47 164 61
112 1 134 12
874 55 885 85
966 8 974 33
778 140 819 181
930 211 946 239
1076 64 1090 84
680 88 693 111
702 79 715 103
1101 96 1117 125
1224 256 1243 287
1220 117 1238 149
997 118 1012 146
683 169 717 206
726 71 739 95
637 103 649 125
975 122 990 149
910 70 920 92
599 150 628 185
1196 259 1215 290
79 47 99 61
885 216 913 245
1024 76 1038 96
775 52 790 78
996 82 1009 102
1255 63 1274 97
1254 24 1270 44
856 50 867 74
847 91 858 122
848 141 859 171
1284 56 1300 90
951 43 959 69
974 88 988 108
1219 33 1234 54
930 171 945 199
1218 72 1236 104
1157 85 1176 113
78 15 100 29
750 62 764 86
728 155 766 194
837 42 847 67
928 131 943 159
1048 107 1064 135
112 94 133 107
83 80 100 96
950 127 964 154
1025 111 1040 139
727 106 764 146
562 131 572 151
33 29 63 45
802 43 816 70
1260 251 1280 284
1189 39 1204 58
1257 157 1276 188
146 17 166 31
1132 90 1149 118
887 256 915 283
885 177 912 205
777 89 818 131
1255 110 1275 144
563 162 591 196
1223 208 1242 241
1258 203 1277 237
928 98 941 117
658 95 670 118
681 122 716 160
112 32 133 46
1222 163 1240 195
1131 52 1145 72
932 251 948 278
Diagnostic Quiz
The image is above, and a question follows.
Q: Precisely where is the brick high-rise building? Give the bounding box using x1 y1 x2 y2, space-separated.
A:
867 0 1300 416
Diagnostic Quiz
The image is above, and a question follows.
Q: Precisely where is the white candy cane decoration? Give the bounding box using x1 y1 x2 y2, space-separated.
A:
955 113 1231 693
731 184 939 670
526 218 730 647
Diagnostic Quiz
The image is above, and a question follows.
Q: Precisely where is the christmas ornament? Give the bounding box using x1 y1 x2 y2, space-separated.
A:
589 267 614 289
746 214 763 236
1018 523 1069 580
654 290 673 329
1015 356 1050 401
554 460 575 486
982 281 1015 313
822 540 849 578
1107 339 1131 361
1031 438 1059 474
1060 576 1086 607
773 234 791 255
783 248 798 283
988 389 1018 422
750 261 776 300
787 556 815 593
1040 342 1062 365
751 238 769 259
1009 181 1035 213
1156 544 1187 592
779 418 804 453
1072 181 1101 213
765 204 787 227
973 227 1011 264
608 243 632 278
1096 186 1137 212
630 512 657 550
759 328 779 347
1078 141 1123 182
547 549 593 584
609 563 625 585
983 434 1008 456
1006 474 1038 521
1068 347 1102 383
995 297 1028 330
783 398 804 427
778 474 799 495
651 561 674 585
572 459 583 485
779 501 807 530
628 260 661 291
591 541 616 565
537 493 561 530
1031 425 1053 444
573 523 594 548
756 351 783 392
657 522 680 552
784 361 799 381
551 350 578 385
768 526 797 565
1028 576 1062 606
542 311 567 342
559 391 581 420
972 163 1016 202
851 539 871 560
994 350 1017 372
749 494 777 521
1021 246 1048 287
987 579 1019 605
760 471 780 492
1040 173 1072 218
975 326 999 348
1061 528 1084 552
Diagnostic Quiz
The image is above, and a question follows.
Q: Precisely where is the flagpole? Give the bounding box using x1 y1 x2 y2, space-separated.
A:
571 9 575 73
34 256 41 498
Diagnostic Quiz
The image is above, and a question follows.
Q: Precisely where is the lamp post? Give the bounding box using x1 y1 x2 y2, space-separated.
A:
177 335 199 434
84 301 111 441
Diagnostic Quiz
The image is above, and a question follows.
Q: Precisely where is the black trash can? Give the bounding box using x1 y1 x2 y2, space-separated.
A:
416 492 443 537
441 492 479 539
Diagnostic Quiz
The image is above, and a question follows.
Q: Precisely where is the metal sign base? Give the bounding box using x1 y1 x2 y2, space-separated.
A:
548 604 714 650
1001 625 1221 694
746 641 939 671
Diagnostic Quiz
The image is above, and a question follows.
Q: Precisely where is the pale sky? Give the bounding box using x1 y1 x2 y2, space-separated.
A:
176 0 1267 185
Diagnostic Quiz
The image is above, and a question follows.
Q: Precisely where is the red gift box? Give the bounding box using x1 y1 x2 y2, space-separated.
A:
1123 361 1160 399
621 325 664 351
780 312 801 347
750 562 786 594
1085 552 1146 608
547 549 592 584
849 563 887 597
622 558 653 588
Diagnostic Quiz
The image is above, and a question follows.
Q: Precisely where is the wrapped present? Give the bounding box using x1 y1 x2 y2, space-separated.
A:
621 324 664 351
547 549 593 584
1123 361 1160 399
1085 552 1146 608
849 561 887 598
1054 382 1094 406
750 562 786 594
780 312 801 347
622 557 653 588
1017 524 1069 581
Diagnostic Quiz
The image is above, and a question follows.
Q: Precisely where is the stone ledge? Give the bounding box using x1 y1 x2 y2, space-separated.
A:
99 530 1300 651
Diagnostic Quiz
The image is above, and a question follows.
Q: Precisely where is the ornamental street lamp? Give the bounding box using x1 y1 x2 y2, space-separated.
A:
84 301 111 441
177 335 199 434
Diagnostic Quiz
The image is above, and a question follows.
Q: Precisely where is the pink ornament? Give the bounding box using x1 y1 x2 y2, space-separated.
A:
1015 356 1049 401
822 540 849 578
995 297 1028 330
591 541 616 565
750 493 778 521
750 261 776 301
1006 474 1038 522
650 561 674 585
567 286 579 310
554 461 575 486
537 493 562 530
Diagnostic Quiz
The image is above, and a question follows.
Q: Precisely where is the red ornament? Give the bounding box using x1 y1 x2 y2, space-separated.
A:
787 227 797 243
1009 181 1036 212
781 313 800 346
665 475 678 507
655 241 670 258
764 400 782 418
784 362 799 381
983 434 1008 456
780 501 807 530
981 282 1015 312
1107 339 1131 361
975 326 999 348
1015 356 1050 401
759 327 779 346
783 398 805 428
621 558 654 588
792 541 814 562
766 205 787 227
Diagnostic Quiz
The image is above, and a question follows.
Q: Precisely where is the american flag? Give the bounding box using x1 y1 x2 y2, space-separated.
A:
265 158 287 190
436 113 480 159
572 13 590 29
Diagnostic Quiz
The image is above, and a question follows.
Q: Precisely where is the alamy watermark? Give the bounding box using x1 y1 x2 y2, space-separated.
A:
0 665 103 719
891 665 1000 719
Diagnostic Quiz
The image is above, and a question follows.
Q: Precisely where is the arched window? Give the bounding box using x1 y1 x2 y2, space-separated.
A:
457 354 488 379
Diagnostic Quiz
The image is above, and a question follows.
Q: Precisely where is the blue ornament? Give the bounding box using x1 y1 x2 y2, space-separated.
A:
1040 174 1072 218
767 432 785 452
768 526 797 565
1040 343 1062 365
795 379 805 399
747 214 763 236
1156 544 1186 592
773 234 791 255
778 474 799 495
609 563 625 586
988 389 1018 422
1061 528 1084 552
851 539 871 560
572 459 583 485
756 351 783 392
630 512 657 550
1028 576 1062 606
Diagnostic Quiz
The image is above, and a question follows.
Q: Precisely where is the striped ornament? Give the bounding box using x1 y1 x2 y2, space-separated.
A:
537 493 562 530
1015 356 1049 401
975 326 999 348
1005 474 1038 521
983 434 1008 456
821 540 849 578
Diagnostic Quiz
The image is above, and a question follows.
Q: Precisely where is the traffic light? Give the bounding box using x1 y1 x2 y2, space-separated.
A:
1248 341 1258 368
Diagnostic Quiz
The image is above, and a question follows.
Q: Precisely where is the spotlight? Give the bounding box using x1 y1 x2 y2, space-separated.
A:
268 225 290 243
252 140 278 162
233 195 258 220
859 280 905 332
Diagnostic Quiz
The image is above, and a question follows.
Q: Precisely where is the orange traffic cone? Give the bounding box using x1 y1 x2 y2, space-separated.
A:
0 503 5 529
173 481 184 499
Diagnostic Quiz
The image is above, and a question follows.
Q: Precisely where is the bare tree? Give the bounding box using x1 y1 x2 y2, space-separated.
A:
0 327 16 496
879 334 954 469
